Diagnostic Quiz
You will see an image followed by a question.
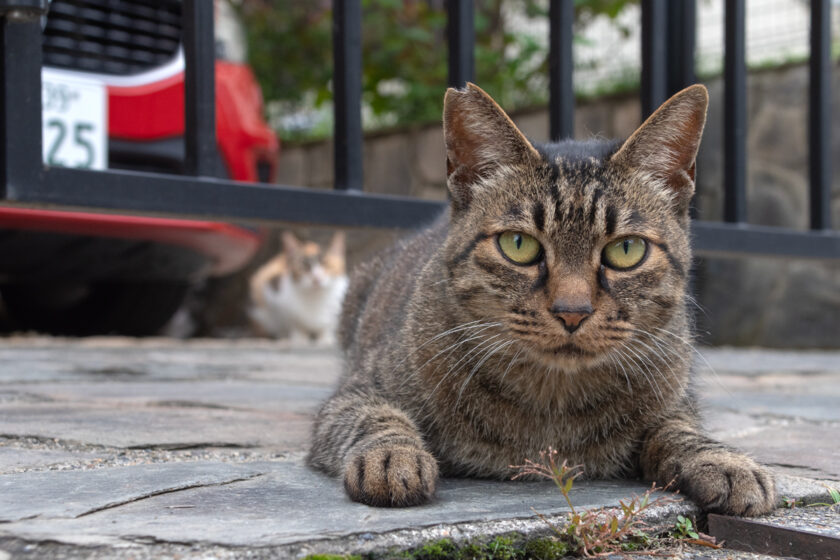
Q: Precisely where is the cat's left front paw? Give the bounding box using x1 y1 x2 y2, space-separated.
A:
678 453 776 516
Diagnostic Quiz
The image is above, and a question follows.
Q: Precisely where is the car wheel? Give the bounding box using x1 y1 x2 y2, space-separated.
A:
0 281 188 336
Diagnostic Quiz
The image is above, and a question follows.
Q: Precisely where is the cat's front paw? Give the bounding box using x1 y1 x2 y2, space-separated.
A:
344 445 438 507
678 453 776 516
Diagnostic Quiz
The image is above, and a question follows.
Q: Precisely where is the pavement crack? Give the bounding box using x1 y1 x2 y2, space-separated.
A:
125 442 258 451
150 400 234 411
74 473 265 519
769 462 824 471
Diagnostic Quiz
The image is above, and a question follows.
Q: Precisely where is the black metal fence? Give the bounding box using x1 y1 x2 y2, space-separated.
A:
0 0 838 260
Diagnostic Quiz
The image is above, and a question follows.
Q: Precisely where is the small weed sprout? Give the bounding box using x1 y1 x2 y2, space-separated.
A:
672 515 699 540
511 448 678 557
828 485 840 505
805 484 840 508
782 496 800 509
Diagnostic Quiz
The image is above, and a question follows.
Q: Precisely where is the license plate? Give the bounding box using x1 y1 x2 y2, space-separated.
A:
41 69 107 170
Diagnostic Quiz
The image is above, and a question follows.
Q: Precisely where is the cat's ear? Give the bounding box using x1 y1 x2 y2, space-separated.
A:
281 231 301 255
326 231 345 258
443 83 540 212
611 84 708 213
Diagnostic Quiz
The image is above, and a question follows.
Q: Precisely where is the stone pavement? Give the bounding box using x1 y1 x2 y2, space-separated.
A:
0 337 838 558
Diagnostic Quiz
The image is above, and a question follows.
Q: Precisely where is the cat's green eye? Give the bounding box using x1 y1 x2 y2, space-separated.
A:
603 236 648 270
498 231 542 265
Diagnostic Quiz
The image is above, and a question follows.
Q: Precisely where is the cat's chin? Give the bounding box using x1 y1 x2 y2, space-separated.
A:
527 343 609 373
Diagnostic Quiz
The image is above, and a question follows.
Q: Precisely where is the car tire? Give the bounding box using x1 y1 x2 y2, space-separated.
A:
0 281 188 336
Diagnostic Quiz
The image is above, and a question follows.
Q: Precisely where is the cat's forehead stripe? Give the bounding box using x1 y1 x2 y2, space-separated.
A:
587 187 605 227
532 200 545 232
605 206 618 236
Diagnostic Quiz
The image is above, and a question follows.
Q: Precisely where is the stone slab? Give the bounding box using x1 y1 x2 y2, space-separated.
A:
0 339 342 386
0 461 269 522
697 347 840 376
721 424 840 480
0 404 311 450
0 447 99 473
0 381 331 414
704 392 840 422
0 457 661 547
0 339 838 556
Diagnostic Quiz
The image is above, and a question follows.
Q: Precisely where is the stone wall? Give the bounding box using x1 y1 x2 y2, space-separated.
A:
272 63 840 348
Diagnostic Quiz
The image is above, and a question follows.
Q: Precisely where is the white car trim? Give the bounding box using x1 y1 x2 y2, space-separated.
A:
43 49 186 88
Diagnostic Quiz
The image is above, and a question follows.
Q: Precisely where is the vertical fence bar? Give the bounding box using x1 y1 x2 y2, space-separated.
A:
666 0 696 95
182 0 217 177
447 0 474 88
724 0 747 223
549 0 574 141
641 0 667 119
333 0 363 191
1 4 46 196
809 0 832 230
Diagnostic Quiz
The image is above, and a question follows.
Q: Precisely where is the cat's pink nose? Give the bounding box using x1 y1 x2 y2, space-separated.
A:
550 300 593 333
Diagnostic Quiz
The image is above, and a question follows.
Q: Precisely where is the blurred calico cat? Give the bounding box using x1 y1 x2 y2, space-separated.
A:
249 231 348 343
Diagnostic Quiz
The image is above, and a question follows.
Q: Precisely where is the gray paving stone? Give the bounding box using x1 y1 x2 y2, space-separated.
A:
722 424 840 480
0 338 838 557
0 404 311 450
0 447 99 473
0 339 341 385
0 461 269 522
704 392 840 422
0 381 331 414
0 458 663 547
698 347 840 375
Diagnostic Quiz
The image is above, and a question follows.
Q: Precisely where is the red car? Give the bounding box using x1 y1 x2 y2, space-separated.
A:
0 0 279 335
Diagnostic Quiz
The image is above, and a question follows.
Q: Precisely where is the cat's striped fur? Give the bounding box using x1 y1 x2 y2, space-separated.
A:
308 84 776 515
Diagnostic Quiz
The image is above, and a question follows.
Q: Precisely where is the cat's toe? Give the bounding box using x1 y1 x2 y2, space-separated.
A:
344 445 438 507
680 454 776 516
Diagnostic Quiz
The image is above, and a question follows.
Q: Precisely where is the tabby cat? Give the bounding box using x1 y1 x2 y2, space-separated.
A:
308 84 776 515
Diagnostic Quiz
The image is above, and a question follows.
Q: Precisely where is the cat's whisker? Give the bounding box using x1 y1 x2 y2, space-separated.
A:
637 336 689 394
627 334 689 402
617 343 665 405
684 293 710 319
394 320 503 390
499 347 525 385
652 326 731 398
635 329 688 366
653 326 719 375
443 333 505 379
455 339 515 408
422 333 506 406
605 351 633 394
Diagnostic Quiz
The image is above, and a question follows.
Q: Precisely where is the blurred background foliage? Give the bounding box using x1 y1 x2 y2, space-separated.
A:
235 0 636 142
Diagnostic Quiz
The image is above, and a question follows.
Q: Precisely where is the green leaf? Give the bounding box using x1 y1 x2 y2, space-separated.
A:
610 516 619 534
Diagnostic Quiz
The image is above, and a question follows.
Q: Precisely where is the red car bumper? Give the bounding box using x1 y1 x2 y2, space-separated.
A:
0 207 260 277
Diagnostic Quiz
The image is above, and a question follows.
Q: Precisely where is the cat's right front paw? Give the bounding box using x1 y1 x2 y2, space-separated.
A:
344 445 438 507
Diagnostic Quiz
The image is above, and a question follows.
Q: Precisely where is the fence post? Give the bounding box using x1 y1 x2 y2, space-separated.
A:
447 0 474 88
0 2 47 197
666 0 696 95
723 0 747 224
641 0 667 119
183 0 217 178
549 0 574 141
333 0 363 191
809 0 832 230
